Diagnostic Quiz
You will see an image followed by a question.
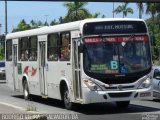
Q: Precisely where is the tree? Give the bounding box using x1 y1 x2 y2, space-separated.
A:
37 20 44 27
91 12 100 18
146 3 160 63
155 3 160 13
114 3 133 18
0 47 4 60
146 3 157 20
63 2 100 22
64 2 89 21
136 2 144 19
12 19 31 32
146 3 157 58
30 20 37 28
50 19 59 25
12 19 48 32
59 16 64 24
44 21 49 26
0 35 5 60
102 14 106 18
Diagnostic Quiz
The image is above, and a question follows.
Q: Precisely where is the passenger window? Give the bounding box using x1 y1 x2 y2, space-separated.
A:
29 36 37 61
60 32 70 61
47 34 59 61
6 40 12 61
19 37 29 61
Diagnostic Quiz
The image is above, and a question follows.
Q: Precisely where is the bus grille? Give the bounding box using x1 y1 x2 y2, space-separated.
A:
108 92 132 98
104 85 134 90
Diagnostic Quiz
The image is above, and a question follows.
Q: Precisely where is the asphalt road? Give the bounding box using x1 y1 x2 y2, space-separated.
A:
0 83 160 120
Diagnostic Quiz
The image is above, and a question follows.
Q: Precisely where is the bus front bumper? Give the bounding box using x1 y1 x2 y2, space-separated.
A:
81 87 152 104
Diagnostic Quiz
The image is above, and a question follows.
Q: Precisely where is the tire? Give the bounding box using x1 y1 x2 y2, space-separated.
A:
116 101 130 109
23 81 30 100
63 86 74 110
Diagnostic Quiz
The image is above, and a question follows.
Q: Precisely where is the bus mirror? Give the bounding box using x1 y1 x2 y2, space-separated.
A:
78 43 84 53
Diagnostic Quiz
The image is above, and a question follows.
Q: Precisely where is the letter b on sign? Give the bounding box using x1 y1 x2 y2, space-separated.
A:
110 61 118 70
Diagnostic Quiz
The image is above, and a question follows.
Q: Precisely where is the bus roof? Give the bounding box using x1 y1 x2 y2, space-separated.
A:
6 18 145 40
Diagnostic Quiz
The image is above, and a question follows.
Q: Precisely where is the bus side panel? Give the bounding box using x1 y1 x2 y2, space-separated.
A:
46 32 75 101
6 61 14 90
46 62 73 101
46 62 62 100
21 62 41 96
17 75 23 93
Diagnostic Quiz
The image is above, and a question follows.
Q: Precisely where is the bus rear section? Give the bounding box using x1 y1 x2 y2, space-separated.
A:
79 19 152 108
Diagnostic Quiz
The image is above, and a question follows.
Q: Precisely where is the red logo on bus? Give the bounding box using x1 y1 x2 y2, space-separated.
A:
31 67 37 76
23 66 37 76
23 66 29 75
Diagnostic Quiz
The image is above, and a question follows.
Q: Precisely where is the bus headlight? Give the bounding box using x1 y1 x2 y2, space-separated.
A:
83 79 102 91
138 77 152 89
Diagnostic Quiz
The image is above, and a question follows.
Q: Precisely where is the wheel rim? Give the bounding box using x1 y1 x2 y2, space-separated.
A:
64 91 71 107
24 84 29 99
24 88 28 98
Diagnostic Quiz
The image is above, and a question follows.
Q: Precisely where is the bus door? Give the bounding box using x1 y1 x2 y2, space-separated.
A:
12 39 19 91
73 39 82 100
38 36 48 96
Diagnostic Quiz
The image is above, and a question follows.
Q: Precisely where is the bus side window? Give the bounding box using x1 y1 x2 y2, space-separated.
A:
29 36 37 61
6 39 12 61
19 37 29 61
47 34 59 61
60 32 70 61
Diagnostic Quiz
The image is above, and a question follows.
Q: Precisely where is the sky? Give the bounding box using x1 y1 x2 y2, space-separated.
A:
0 1 150 34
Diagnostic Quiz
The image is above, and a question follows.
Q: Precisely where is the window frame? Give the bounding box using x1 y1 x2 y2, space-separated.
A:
18 36 38 61
28 36 38 61
59 32 71 61
47 33 59 61
19 37 29 61
6 39 12 61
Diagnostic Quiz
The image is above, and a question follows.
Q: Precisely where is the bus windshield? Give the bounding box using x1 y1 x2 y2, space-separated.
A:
83 35 151 75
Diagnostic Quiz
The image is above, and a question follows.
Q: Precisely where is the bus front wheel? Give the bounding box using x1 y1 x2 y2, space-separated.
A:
63 86 74 110
23 81 30 100
116 101 130 109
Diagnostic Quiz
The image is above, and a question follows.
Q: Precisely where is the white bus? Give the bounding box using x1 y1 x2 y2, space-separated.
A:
6 18 152 109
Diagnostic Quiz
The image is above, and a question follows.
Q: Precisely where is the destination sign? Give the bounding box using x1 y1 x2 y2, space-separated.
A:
83 21 147 35
94 24 134 31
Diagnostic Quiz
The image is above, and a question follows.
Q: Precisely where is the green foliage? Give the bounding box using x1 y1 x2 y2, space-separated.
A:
136 3 144 18
114 3 133 18
145 3 160 61
50 19 59 25
146 15 160 60
12 2 100 32
63 2 100 22
0 35 5 41
0 35 5 60
12 19 31 32
0 47 4 60
146 3 157 17
12 20 49 32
